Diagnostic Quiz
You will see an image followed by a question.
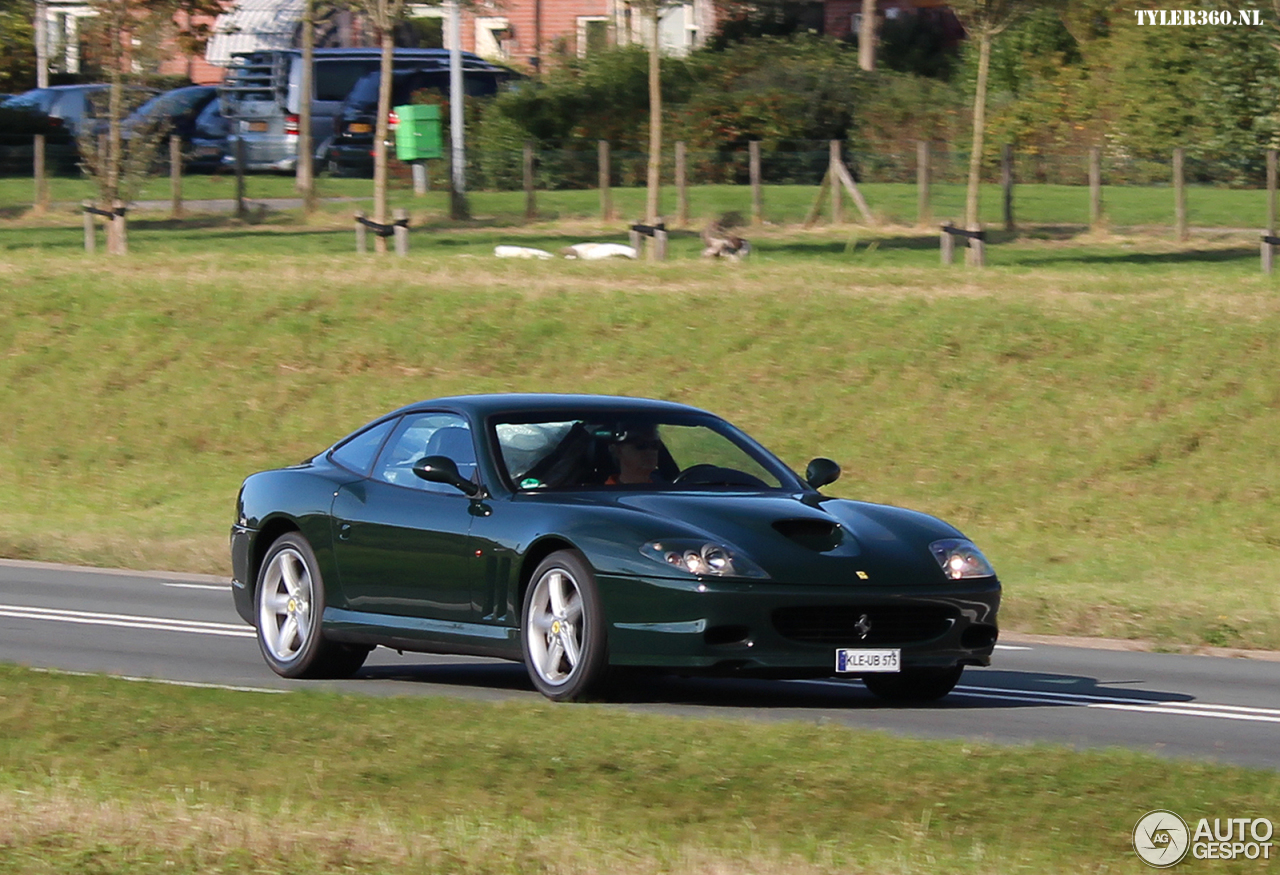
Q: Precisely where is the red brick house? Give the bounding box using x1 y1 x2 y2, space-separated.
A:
39 0 957 85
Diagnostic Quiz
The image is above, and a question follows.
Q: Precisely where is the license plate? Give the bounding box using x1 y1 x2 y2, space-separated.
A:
246 121 268 133
348 123 372 134
836 648 900 673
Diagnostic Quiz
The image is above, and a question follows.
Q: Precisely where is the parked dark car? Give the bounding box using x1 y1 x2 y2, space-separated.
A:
230 394 1001 703
1 85 110 139
186 96 230 173
325 59 515 176
124 85 219 141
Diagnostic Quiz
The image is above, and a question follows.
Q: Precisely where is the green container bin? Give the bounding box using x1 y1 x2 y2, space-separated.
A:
394 104 442 162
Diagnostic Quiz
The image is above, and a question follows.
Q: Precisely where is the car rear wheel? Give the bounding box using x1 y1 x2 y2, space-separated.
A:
862 666 963 702
256 533 369 679
521 550 609 702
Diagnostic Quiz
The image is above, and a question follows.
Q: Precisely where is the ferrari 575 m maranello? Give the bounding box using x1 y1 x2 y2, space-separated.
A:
231 394 1000 701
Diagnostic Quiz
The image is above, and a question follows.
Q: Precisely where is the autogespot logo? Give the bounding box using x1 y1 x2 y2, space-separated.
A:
1134 810 1191 868
1134 810 1276 866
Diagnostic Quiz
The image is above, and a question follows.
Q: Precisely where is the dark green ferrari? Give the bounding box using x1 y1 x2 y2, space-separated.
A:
231 394 1000 702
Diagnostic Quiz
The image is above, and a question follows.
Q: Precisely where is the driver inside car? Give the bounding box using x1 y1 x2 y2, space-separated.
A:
605 425 666 485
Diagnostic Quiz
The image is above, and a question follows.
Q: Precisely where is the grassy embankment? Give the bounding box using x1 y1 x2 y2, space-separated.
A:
0 220 1277 650
0 665 1277 874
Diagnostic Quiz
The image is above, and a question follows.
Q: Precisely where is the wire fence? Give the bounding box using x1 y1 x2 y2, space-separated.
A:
3 136 1277 230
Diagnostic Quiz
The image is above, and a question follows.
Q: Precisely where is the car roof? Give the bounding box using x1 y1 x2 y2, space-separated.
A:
387 393 711 420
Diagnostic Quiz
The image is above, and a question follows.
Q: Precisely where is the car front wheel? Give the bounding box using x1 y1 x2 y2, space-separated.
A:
255 532 368 679
521 550 609 701
862 665 963 702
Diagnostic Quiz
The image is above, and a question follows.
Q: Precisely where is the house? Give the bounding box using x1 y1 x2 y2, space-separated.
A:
34 0 230 85
34 0 957 87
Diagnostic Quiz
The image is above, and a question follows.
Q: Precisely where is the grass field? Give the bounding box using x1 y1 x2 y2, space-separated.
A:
0 215 1277 651
0 665 1277 874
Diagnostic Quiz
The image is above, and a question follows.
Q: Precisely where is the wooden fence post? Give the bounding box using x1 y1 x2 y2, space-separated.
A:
33 135 48 213
235 137 247 220
1089 147 1102 230
82 201 96 253
1267 149 1277 236
675 141 688 227
1001 143 1014 232
940 223 954 266
355 211 368 254
654 227 668 261
598 140 612 221
523 141 536 221
916 140 930 227
109 200 127 256
749 140 762 225
830 141 843 225
969 234 985 268
393 208 409 256
1173 147 1187 241
170 136 184 219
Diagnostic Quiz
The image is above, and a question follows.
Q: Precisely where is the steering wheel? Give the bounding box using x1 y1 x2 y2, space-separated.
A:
673 464 765 487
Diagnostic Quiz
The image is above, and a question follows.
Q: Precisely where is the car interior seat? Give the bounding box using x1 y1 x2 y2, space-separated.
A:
424 426 476 481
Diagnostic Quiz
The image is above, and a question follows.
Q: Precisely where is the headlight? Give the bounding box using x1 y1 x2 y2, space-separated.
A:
929 539 996 580
640 540 769 579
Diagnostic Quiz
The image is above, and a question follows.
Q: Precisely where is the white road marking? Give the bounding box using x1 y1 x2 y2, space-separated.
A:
994 644 1032 651
799 678 1280 724
0 604 254 638
162 583 228 592
29 667 287 694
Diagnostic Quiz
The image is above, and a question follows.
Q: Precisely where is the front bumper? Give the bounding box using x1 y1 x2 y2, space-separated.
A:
230 524 254 624
598 573 1000 676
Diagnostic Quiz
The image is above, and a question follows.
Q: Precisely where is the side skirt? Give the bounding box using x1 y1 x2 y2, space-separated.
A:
323 607 522 661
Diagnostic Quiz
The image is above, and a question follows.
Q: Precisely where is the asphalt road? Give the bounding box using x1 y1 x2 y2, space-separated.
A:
2 559 1277 771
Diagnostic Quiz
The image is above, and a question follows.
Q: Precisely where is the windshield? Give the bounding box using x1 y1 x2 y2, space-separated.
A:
135 87 211 119
492 412 796 492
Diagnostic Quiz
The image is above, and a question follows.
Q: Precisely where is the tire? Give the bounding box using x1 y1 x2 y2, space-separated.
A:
255 533 369 679
521 550 609 702
863 666 963 702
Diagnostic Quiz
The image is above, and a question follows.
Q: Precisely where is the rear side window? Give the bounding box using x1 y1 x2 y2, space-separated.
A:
329 418 397 475
315 60 380 101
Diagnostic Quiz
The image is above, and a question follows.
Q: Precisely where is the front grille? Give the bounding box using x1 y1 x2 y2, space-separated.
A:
772 604 955 645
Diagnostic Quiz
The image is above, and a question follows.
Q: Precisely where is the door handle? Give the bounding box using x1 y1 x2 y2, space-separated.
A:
338 522 352 540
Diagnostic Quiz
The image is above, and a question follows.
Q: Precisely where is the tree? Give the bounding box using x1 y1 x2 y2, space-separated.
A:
947 0 1040 238
347 0 409 251
79 0 216 252
0 0 36 92
622 0 682 230
858 0 876 71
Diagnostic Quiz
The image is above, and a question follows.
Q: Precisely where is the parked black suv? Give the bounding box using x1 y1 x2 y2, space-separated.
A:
324 57 515 176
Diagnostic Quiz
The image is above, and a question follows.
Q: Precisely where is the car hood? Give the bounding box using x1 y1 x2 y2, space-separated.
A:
592 491 966 586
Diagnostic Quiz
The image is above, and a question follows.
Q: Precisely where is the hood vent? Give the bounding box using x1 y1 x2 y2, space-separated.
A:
773 518 843 552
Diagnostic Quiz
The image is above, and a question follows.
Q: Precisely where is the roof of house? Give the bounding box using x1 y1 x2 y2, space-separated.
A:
206 0 306 66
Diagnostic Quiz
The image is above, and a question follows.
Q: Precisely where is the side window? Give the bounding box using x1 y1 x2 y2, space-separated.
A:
329 418 398 476
372 412 476 493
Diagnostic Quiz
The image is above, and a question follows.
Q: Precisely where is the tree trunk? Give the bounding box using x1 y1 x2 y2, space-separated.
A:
964 28 991 233
645 5 661 228
858 0 876 72
372 21 394 253
297 0 316 214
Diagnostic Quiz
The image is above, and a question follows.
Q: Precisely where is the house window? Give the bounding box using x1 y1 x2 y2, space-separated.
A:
475 16 510 60
577 17 608 57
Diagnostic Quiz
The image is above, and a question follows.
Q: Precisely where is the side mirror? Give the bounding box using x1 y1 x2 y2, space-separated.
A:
805 457 841 490
413 455 482 497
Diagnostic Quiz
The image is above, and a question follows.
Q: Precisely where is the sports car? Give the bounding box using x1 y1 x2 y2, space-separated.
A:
230 394 1000 702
